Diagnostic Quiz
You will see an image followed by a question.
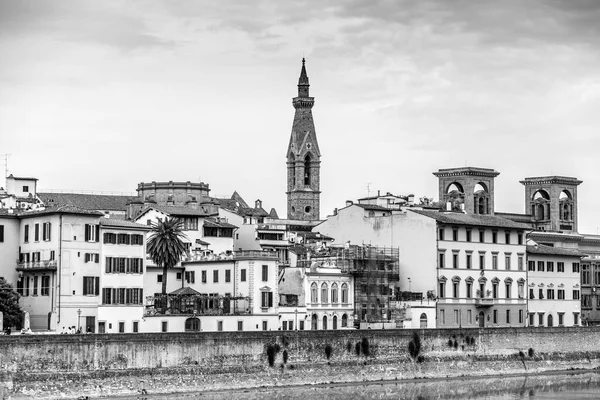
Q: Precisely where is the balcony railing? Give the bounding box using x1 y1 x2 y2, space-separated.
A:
144 294 252 316
16 260 57 271
475 298 494 307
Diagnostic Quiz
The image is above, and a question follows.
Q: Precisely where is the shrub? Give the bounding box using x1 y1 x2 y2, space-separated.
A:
355 342 362 357
347 341 353 353
448 339 453 347
408 332 422 361
266 344 277 367
518 350 525 360
361 338 370 357
325 344 333 360
283 350 289 364
417 355 425 363
470 337 476 346
453 340 458 349
528 348 535 357
274 343 281 353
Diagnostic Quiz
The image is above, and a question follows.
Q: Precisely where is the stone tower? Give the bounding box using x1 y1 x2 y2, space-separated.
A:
286 58 321 220
433 167 500 215
520 176 582 233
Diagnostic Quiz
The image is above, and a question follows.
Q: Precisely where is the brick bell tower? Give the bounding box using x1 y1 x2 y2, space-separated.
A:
286 58 321 221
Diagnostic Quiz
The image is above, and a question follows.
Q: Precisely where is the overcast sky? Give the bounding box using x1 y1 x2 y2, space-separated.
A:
1 0 599 233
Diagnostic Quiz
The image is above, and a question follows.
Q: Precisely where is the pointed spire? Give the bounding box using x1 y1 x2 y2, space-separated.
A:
298 58 309 89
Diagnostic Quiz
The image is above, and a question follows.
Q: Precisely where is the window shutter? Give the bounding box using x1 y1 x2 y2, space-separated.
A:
103 233 108 243
95 225 100 242
95 277 100 295
85 224 89 241
139 289 143 304
82 277 87 295
268 292 273 307
48 223 51 241
95 254 99 263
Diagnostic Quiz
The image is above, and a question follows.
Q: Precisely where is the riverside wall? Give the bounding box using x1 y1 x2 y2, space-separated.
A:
1 327 600 399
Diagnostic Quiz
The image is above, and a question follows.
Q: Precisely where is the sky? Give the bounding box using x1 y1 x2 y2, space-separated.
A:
1 0 599 233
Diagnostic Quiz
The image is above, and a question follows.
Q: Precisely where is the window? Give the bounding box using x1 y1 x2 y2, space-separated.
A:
131 234 144 245
518 281 524 299
186 271 196 284
582 264 590 285
452 281 459 298
262 265 268 281
466 230 472 242
519 310 523 324
595 265 600 286
537 261 545 272
452 252 458 269
34 223 40 241
282 321 288 330
241 269 247 282
117 234 130 245
262 321 268 331
24 224 29 242
547 289 555 300
157 274 163 283
201 270 207 283
438 228 445 240
538 288 544 299
261 291 273 308
438 252 445 268
454 309 459 324
479 230 485 243
119 322 125 333
466 281 472 298
492 282 498 299
103 233 117 244
84 224 99 242
493 309 498 324
82 277 100 295
505 283 511 299
440 309 445 325
573 290 580 300
331 283 338 303
518 233 523 245
42 222 51 241
41 276 50 296
574 313 579 326
185 318 200 331
528 261 535 271
217 321 223 331
505 231 510 244
466 253 472 269
213 270 218 283
547 262 554 272
176 272 182 280
518 255 524 271
311 283 318 303
0 225 3 242
506 310 511 324
225 269 231 283
558 289 565 299
492 254 498 270
573 263 580 273
557 262 564 273
558 313 564 326
161 321 168 332
341 283 348 303
439 281 446 298
479 253 485 269
467 309 472 324
133 321 139 333
300 321 305 330
529 313 535 326
237 321 243 331
33 276 38 296
321 283 328 303
582 294 591 308
23 185 29 192
504 254 511 270
452 228 458 241
492 231 498 244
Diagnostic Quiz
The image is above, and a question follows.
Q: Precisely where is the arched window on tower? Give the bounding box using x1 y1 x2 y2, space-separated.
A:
304 154 312 186
532 190 550 221
559 190 572 221
473 183 490 215
290 153 296 187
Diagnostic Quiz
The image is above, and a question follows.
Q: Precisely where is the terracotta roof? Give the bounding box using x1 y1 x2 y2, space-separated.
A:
355 204 392 212
100 218 150 230
409 209 531 230
289 245 309 255
239 207 269 217
7 174 38 181
38 192 135 211
527 244 586 257
169 287 201 296
269 208 279 218
203 218 238 229
14 206 103 218
297 232 334 241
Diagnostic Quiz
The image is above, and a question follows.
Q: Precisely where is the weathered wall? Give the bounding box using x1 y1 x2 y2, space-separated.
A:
2 327 600 398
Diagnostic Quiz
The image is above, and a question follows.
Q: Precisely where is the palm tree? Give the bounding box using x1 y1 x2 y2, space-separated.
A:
147 217 188 311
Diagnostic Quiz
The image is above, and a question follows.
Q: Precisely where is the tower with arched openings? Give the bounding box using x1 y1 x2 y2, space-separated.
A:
433 167 500 215
286 58 321 220
520 176 582 233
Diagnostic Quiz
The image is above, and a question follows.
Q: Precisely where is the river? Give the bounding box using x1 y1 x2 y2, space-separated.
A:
115 370 600 399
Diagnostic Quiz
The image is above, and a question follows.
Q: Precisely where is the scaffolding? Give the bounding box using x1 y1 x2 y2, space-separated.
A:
297 245 400 325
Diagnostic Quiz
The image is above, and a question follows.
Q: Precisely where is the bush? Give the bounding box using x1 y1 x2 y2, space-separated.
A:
355 342 362 357
408 332 422 361
448 339 453 347
266 344 277 367
361 338 370 357
417 355 425 363
518 350 525 360
528 348 535 357
347 341 353 353
325 344 333 360
453 340 458 349
283 349 289 364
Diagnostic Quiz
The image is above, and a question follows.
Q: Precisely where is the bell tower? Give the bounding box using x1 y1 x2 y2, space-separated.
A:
286 58 321 221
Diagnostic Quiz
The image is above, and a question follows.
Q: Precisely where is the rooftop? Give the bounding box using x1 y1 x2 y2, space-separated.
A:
527 244 586 257
410 209 531 230
99 217 151 230
39 192 135 211
140 204 217 217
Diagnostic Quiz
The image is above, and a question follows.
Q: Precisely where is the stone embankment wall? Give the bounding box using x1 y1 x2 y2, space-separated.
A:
1 327 600 399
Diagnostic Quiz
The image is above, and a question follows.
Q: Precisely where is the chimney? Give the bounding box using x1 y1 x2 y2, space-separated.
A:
333 208 338 216
345 200 353 207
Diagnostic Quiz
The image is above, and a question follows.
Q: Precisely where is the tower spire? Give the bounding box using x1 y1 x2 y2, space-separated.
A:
297 58 310 98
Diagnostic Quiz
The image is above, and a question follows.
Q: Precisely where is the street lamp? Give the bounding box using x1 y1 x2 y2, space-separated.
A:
77 309 82 331
294 308 298 331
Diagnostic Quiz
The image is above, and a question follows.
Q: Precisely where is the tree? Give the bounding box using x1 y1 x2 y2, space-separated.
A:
147 217 188 311
0 277 24 329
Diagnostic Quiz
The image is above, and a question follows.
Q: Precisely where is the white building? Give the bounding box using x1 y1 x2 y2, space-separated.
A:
526 244 583 327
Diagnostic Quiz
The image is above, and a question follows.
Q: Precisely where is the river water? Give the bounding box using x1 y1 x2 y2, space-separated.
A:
119 371 600 399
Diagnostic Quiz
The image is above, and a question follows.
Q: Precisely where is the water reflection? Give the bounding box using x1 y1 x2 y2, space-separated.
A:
127 371 600 399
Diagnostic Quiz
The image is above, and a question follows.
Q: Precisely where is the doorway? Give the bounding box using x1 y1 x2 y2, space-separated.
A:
420 313 428 328
479 311 485 328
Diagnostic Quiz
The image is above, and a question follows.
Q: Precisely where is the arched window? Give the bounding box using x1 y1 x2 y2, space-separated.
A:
341 313 348 327
289 153 296 187
185 317 200 332
311 283 318 304
420 313 428 329
322 315 328 330
333 315 338 330
547 314 553 327
304 154 311 186
311 314 318 330
341 283 349 303
321 283 328 304
331 283 338 304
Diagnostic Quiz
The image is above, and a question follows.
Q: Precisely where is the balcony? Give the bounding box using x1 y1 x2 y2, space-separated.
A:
475 297 494 307
17 260 57 271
